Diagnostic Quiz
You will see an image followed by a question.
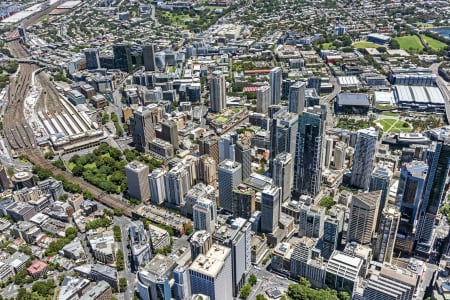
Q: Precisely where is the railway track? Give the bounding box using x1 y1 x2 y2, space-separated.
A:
19 148 134 217
4 21 136 218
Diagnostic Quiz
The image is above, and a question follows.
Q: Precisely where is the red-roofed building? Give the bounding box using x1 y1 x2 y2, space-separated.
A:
27 260 48 279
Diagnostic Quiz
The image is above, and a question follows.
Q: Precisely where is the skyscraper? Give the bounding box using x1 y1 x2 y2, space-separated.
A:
415 140 450 254
148 168 166 205
261 185 281 233
257 85 271 113
129 221 152 270
288 81 306 114
198 155 217 188
323 206 345 260
18 25 26 43
270 67 282 104
189 244 233 300
235 139 251 181
218 160 242 213
351 128 378 190
137 254 176 300
113 42 132 72
219 132 236 163
363 265 418 300
190 230 212 260
269 108 298 166
396 161 428 226
125 161 150 202
333 141 347 170
294 105 327 197
324 138 334 169
209 70 226 113
193 198 217 234
129 105 160 152
199 136 220 164
143 43 157 72
164 163 190 206
161 120 179 150
347 190 381 245
84 48 100 70
232 185 255 219
272 152 293 202
212 218 252 296
299 200 326 239
374 205 400 264
369 166 392 230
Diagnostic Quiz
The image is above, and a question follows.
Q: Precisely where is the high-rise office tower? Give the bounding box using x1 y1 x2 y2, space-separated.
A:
272 152 293 202
232 185 255 219
307 76 321 96
190 230 212 260
189 244 233 300
323 206 345 260
290 237 325 287
173 265 191 300
351 128 378 190
219 132 237 163
415 140 450 254
193 198 217 234
129 221 152 270
113 42 132 72
209 70 226 113
161 120 179 150
183 156 199 188
299 201 326 239
282 79 297 99
198 155 217 188
347 190 381 245
369 166 392 229
212 218 252 296
324 138 334 169
363 265 418 300
333 141 347 169
235 139 251 181
164 163 190 206
199 136 220 164
270 67 282 104
257 85 271 114
143 43 157 72
374 205 400 264
261 185 281 233
84 48 100 70
125 161 150 202
148 168 166 205
396 161 428 226
129 105 160 152
137 254 176 300
18 25 26 43
269 109 298 166
184 183 215 217
294 105 327 197
288 81 306 114
218 160 242 213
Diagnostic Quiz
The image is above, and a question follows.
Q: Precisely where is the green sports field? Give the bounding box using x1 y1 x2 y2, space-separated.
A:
393 35 424 51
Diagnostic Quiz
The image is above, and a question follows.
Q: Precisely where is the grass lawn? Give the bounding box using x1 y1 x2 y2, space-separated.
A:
321 43 334 50
84 162 97 170
67 161 76 171
421 34 447 50
393 35 424 51
416 22 434 28
380 111 400 117
353 41 381 48
376 118 411 133
216 116 229 124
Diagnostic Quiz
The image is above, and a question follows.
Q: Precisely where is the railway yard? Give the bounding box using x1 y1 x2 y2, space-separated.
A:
3 38 133 217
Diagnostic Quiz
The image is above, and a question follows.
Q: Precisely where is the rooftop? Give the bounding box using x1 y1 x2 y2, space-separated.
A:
189 244 230 278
